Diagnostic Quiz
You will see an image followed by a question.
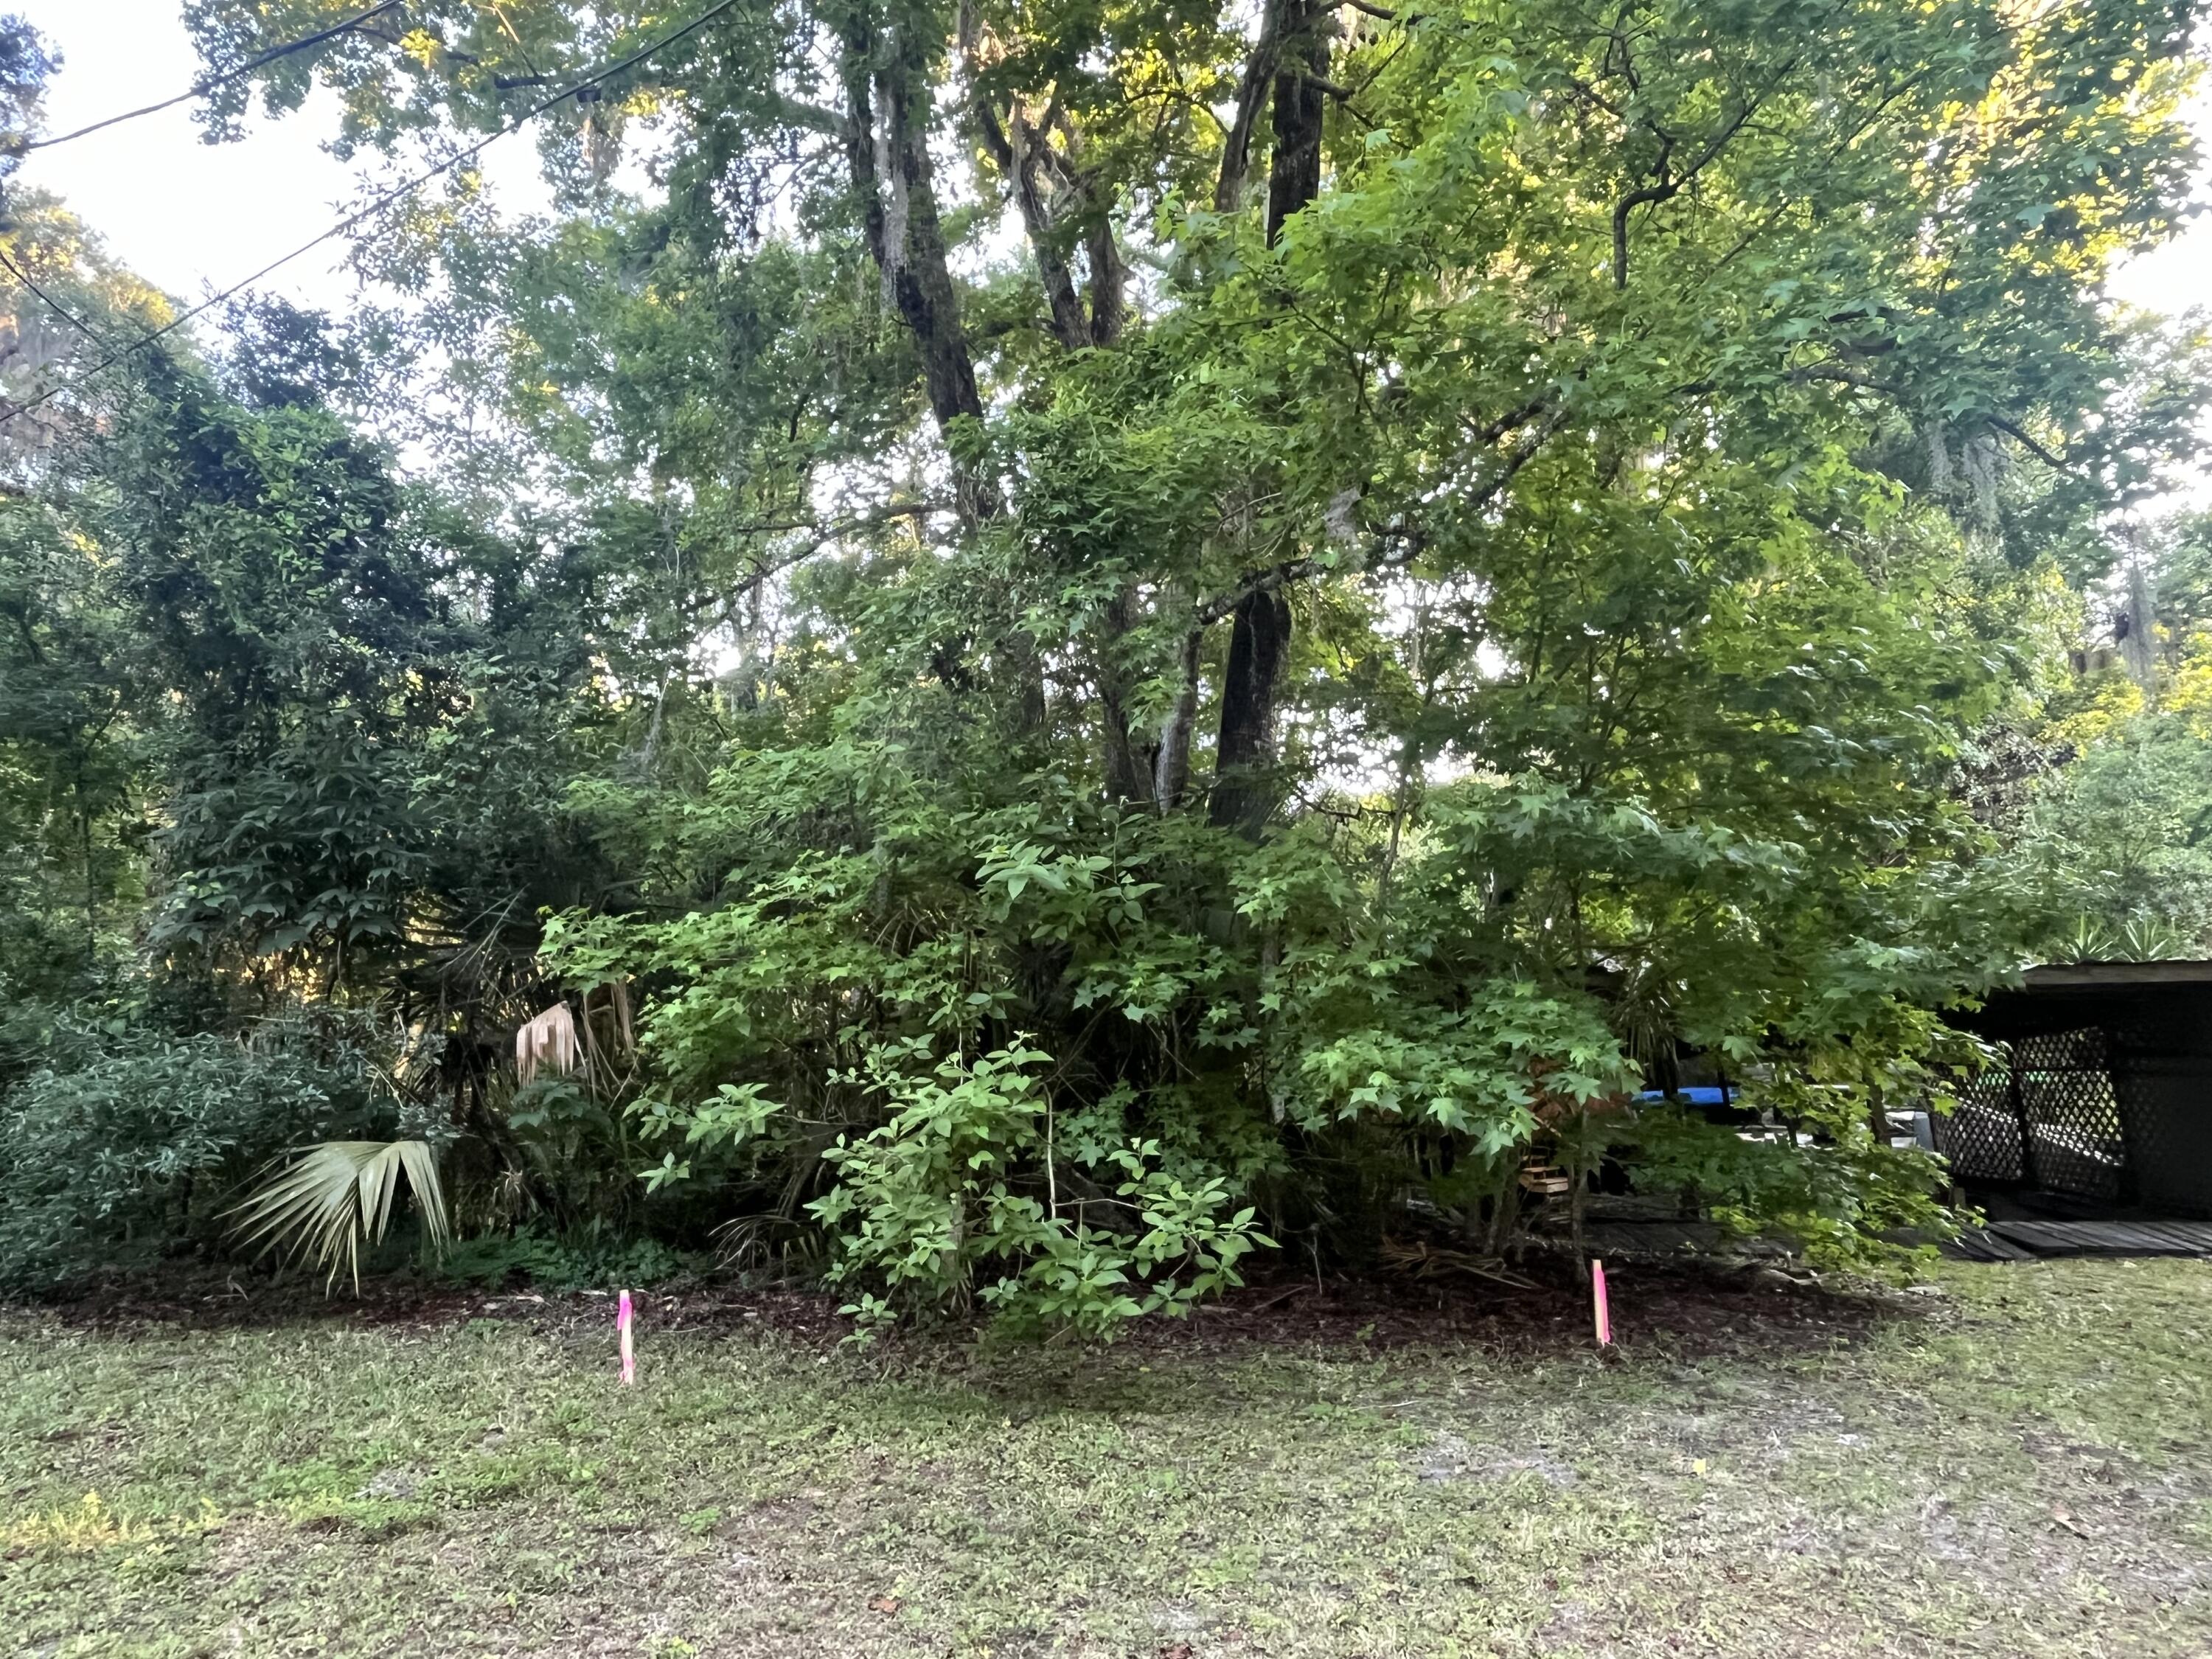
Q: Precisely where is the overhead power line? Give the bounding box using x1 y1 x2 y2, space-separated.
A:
0 0 742 430
0 246 113 347
24 1 405 153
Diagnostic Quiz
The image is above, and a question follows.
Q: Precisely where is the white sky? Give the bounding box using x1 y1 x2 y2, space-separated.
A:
2110 91 2212 316
13 3 2212 433
11 0 549 317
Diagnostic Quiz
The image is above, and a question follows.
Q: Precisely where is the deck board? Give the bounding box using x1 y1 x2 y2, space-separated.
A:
1947 1228 2038 1261
1985 1219 2212 1256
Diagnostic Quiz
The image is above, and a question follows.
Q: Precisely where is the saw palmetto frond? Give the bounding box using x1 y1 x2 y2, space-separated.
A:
229 1140 450 1293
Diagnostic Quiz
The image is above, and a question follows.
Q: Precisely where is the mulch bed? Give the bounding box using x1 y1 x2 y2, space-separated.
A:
7 1245 1930 1365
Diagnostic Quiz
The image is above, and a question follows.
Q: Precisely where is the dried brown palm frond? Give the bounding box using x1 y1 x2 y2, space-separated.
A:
515 1001 583 1085
1379 1237 1539 1290
228 1141 451 1293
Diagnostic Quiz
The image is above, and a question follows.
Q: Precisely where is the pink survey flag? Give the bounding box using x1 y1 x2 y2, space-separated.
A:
1591 1258 1613 1347
618 1288 636 1385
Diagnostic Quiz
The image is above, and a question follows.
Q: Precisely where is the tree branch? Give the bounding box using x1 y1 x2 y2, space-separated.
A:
1983 413 2070 471
1680 363 2076 471
1214 0 1286 212
1610 69 1790 290
1192 408 1563 627
1611 181 1677 291
684 500 950 633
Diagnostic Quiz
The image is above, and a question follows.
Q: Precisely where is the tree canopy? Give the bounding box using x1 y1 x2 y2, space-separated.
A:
1 0 2208 1318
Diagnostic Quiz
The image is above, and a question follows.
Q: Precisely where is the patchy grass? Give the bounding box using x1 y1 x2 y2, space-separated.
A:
3 1259 2210 1657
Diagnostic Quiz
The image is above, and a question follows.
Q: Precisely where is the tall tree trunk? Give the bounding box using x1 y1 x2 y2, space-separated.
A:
1206 0 1329 836
1265 0 1329 248
1154 626 1201 809
1098 591 1155 804
1086 214 1125 346
842 4 1054 728
1206 586 1290 835
1005 631 1049 734
837 4 995 518
1214 0 1287 213
975 96 1091 351
73 768 96 956
964 8 1121 354
1101 686 1150 804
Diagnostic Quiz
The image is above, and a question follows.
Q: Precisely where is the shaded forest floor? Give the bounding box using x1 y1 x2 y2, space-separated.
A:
4 1258 2210 1657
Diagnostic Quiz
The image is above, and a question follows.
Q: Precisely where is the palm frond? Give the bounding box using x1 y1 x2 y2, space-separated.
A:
228 1140 451 1293
2058 912 2198 964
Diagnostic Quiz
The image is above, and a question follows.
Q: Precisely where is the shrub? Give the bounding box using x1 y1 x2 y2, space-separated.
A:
0 1016 386 1291
438 1225 698 1293
1621 1105 1955 1270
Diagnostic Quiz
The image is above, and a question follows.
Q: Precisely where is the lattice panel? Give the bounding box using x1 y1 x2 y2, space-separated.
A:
2012 1028 2125 1201
1936 1026 2126 1202
1939 1065 2028 1183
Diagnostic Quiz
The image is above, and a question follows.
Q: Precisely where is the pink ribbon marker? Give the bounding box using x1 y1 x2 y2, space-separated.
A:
618 1288 636 1385
1591 1258 1613 1347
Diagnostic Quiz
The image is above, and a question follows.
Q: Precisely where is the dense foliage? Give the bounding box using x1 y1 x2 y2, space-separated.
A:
0 1010 393 1288
2 0 2209 1320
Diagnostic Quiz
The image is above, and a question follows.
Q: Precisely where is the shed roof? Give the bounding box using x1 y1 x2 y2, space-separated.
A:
1958 961 2212 1051
2017 960 2212 990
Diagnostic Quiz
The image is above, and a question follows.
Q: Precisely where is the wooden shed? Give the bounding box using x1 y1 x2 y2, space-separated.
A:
1941 961 2212 1218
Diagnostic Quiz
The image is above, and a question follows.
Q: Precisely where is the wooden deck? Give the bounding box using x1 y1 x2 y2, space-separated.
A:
1947 1218 2212 1258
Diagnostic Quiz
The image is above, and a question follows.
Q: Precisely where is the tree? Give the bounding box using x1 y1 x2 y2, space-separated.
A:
141 0 2212 1321
2016 512 2212 959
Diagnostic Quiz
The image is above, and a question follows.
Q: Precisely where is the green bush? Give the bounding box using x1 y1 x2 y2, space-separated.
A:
798 1041 1268 1339
438 1226 698 1293
0 1017 386 1291
551 755 1996 1334
1621 1105 1955 1270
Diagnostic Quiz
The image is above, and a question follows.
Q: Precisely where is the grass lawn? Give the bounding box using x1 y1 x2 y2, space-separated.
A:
3 1259 2210 1657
